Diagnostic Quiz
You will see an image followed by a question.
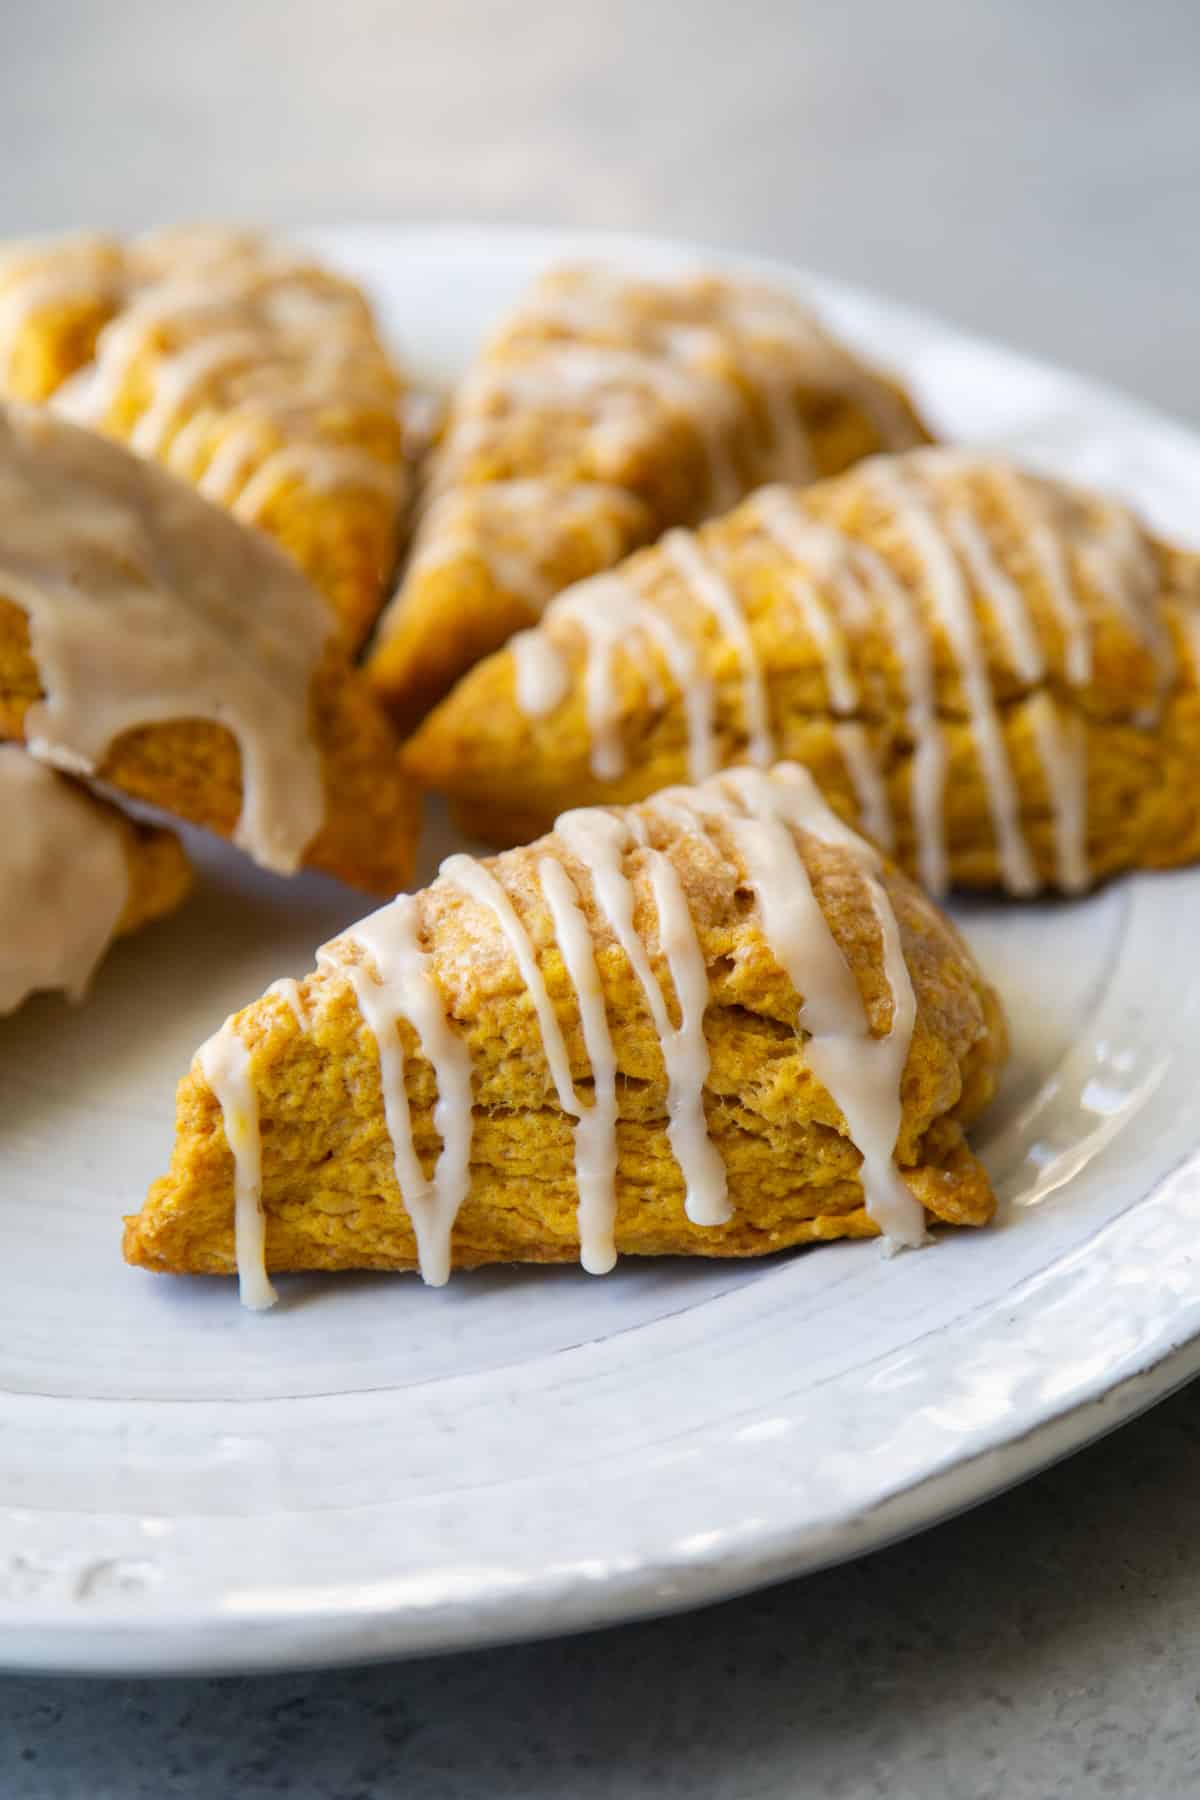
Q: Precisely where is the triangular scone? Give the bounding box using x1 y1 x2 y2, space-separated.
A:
124 764 1005 1304
404 448 1200 896
0 404 418 895
42 227 407 646
366 264 930 726
0 745 192 1014
0 234 127 403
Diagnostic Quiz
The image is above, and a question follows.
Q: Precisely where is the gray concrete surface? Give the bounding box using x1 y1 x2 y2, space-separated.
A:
3 0 1199 1792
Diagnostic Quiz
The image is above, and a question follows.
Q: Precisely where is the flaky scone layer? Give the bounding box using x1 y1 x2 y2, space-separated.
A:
125 788 1005 1278
367 263 930 725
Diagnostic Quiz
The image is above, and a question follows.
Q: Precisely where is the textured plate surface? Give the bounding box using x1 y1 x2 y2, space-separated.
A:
3 225 1200 1675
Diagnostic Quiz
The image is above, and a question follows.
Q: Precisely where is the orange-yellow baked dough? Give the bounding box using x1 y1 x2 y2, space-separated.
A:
0 226 408 645
366 263 930 727
0 403 418 896
125 768 1005 1283
404 449 1200 895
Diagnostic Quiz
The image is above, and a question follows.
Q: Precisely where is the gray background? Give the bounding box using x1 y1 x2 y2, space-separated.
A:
3 0 1200 1793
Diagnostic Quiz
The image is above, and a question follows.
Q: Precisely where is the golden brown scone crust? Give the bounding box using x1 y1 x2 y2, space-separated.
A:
404 454 1200 891
366 264 930 724
0 600 418 896
125 794 1005 1278
1 227 407 645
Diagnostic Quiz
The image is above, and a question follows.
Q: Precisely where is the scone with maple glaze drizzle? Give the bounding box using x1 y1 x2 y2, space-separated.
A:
0 234 127 403
124 763 1006 1307
404 448 1200 895
0 225 408 645
0 403 418 895
366 263 930 727
0 745 192 1015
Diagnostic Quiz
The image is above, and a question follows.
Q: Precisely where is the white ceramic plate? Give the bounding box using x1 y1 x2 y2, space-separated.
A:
4 225 1200 1677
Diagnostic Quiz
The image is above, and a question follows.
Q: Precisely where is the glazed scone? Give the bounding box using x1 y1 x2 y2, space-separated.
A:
366 264 930 726
0 234 127 403
0 745 191 1014
34 226 408 645
124 764 1006 1304
0 403 418 895
404 448 1200 895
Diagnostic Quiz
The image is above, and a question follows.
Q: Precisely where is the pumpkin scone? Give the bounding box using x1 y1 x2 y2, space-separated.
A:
404 448 1200 896
124 763 1006 1307
0 744 192 1015
40 226 408 645
366 263 930 726
0 233 128 404
0 403 418 894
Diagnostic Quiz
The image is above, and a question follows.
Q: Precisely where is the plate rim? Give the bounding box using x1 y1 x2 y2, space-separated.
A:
5 219 1200 1677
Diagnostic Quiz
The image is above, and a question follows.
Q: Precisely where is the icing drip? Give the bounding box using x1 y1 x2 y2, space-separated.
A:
0 236 123 387
867 462 1039 895
439 852 623 1274
753 485 936 883
130 331 262 455
0 404 331 874
660 529 774 766
513 629 572 715
0 747 130 1015
994 468 1092 687
265 976 308 1030
753 486 864 712
689 765 922 1245
948 508 1044 684
550 573 715 783
1026 693 1089 893
214 761 930 1301
537 855 621 1273
322 896 473 1288
198 1021 277 1311
231 444 399 522
555 806 731 1227
835 722 895 851
1083 501 1175 711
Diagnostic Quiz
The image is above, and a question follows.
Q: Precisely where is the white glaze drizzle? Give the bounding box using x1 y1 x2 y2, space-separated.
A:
213 760 934 1301
0 236 123 386
438 852 622 1274
265 976 308 1030
866 461 1039 895
0 747 130 1015
513 629 572 715
449 344 742 512
0 404 331 874
197 1021 278 1311
835 721 895 851
993 467 1092 687
755 485 937 879
555 805 731 1226
684 764 923 1244
321 895 474 1288
536 855 621 1273
1026 693 1089 894
231 443 400 522
660 528 774 766
546 572 714 783
753 485 864 711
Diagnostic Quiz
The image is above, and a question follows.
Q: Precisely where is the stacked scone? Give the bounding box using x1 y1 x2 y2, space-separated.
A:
0 229 419 1017
16 233 1192 1307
